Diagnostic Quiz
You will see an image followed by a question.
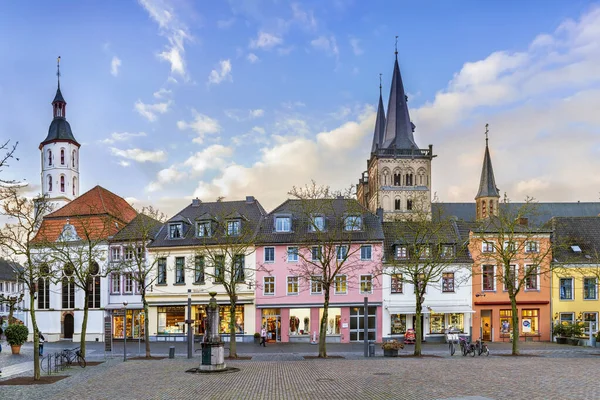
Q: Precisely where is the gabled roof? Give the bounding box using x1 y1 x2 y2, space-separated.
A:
111 214 163 242
256 198 385 244
551 216 600 263
470 216 551 235
47 185 137 221
475 140 499 199
150 198 266 248
0 259 21 282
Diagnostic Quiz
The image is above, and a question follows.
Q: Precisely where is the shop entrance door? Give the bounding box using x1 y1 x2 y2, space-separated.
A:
63 314 74 339
265 315 280 342
481 310 492 341
350 307 376 341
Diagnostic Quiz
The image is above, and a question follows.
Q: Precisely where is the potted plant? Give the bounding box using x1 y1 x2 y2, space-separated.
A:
253 332 261 345
382 340 404 357
569 322 584 346
5 324 29 354
552 323 568 344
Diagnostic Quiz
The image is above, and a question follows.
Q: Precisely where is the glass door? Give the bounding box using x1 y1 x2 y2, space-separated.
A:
350 307 376 341
481 310 492 341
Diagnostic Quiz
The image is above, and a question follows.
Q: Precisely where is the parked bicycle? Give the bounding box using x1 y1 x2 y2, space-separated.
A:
446 329 460 356
475 338 490 356
61 347 86 368
458 336 476 357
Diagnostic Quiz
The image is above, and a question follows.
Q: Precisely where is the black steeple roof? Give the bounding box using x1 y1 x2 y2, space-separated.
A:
370 82 386 153
476 136 499 199
382 54 418 150
53 87 65 103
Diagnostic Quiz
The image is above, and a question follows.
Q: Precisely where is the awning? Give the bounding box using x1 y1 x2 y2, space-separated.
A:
386 305 474 314
105 303 144 310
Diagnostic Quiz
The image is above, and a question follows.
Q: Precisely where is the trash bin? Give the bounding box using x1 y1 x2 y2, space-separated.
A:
169 346 175 359
368 341 375 357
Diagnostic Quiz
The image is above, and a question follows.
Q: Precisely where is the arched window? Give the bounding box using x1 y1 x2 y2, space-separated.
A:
60 175 65 192
393 173 401 186
72 150 76 168
48 150 53 166
482 201 487 218
60 149 65 165
489 200 494 216
73 177 77 196
405 173 413 186
48 175 53 192
394 199 401 210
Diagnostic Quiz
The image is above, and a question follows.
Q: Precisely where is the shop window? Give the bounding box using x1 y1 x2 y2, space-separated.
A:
264 247 275 263
430 313 444 334
560 277 573 300
482 265 495 291
391 314 406 334
584 277 598 300
157 258 167 284
525 265 539 290
319 307 341 335
111 273 121 294
289 308 310 335
334 275 347 294
219 305 244 334
310 276 322 294
391 274 403 293
521 309 539 335
175 257 185 284
114 310 145 339
194 256 205 284
263 276 275 295
449 313 464 332
157 306 185 334
287 276 299 295
442 273 454 292
500 309 513 334
360 275 372 294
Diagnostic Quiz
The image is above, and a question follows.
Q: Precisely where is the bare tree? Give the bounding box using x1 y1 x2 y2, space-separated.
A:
469 197 555 355
110 207 165 358
0 140 19 186
0 187 54 380
286 181 382 358
380 203 466 356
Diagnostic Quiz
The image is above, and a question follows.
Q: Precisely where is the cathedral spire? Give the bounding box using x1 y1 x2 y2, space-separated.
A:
371 74 386 153
52 56 66 115
476 124 500 199
382 38 418 150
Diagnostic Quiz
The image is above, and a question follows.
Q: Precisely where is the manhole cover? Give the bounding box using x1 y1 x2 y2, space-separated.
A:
373 373 391 376
316 378 335 382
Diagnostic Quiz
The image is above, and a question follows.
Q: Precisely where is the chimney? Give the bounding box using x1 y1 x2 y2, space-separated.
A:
245 196 255 204
516 217 528 226
191 198 201 207
376 207 384 222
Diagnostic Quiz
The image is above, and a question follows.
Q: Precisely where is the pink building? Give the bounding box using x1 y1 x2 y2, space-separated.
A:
255 199 384 343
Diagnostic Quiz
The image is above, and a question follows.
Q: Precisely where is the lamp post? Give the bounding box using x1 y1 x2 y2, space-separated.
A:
187 289 193 359
123 301 128 362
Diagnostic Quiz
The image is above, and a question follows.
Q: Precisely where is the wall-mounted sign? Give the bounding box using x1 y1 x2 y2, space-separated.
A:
522 319 532 333
342 323 348 329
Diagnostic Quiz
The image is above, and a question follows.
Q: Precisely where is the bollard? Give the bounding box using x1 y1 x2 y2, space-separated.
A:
169 346 175 359
368 341 375 357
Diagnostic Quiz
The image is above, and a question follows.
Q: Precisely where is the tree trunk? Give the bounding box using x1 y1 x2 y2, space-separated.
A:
80 290 89 358
319 289 330 358
8 302 14 326
229 299 237 358
510 293 519 355
143 295 151 358
414 296 423 356
29 292 41 380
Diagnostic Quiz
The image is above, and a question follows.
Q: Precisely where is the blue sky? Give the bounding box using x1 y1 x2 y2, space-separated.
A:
2 0 600 214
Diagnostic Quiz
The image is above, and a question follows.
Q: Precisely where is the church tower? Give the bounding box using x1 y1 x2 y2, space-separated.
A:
357 46 435 221
475 124 499 220
39 57 80 211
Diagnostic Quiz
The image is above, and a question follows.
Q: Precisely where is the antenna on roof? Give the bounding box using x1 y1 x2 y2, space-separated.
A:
56 56 61 89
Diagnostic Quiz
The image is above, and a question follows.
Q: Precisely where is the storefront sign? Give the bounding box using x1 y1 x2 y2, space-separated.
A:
342 323 348 328
522 319 532 333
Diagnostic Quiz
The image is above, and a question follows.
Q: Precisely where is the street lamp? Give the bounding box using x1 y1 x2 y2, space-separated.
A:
123 301 128 362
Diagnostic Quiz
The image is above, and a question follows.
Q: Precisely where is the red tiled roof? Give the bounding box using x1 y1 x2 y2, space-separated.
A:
47 185 137 221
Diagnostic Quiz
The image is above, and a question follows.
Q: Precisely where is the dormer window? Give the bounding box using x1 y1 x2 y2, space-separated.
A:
169 223 183 239
275 216 291 232
344 215 362 231
227 220 241 236
309 216 325 232
396 246 408 259
196 221 212 237
441 245 454 258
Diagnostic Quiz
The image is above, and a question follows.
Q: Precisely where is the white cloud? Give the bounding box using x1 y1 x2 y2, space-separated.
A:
146 166 187 192
177 110 221 144
153 88 172 99
247 53 259 63
110 147 167 163
291 3 317 31
311 35 339 58
232 126 268 146
208 59 233 85
250 31 283 50
101 132 147 144
134 100 171 122
110 56 122 76
217 18 235 29
349 37 363 55
224 109 265 121
329 106 351 120
249 109 264 118
118 160 131 167
184 144 233 174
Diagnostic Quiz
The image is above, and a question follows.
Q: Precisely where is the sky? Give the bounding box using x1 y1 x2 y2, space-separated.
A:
2 0 600 216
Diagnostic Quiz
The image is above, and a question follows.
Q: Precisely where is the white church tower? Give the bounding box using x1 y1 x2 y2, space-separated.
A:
39 57 80 210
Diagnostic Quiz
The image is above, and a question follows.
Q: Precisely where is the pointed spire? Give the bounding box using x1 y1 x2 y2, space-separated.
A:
371 74 386 153
382 39 418 150
53 56 66 105
476 124 500 199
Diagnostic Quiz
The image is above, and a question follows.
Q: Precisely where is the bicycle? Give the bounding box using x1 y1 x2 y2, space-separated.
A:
458 336 476 357
446 330 460 356
61 347 86 368
40 354 53 373
475 338 490 356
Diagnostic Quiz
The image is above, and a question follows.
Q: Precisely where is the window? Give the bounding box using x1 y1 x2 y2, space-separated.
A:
264 276 275 295
441 245 454 258
275 217 291 232
344 216 362 231
360 245 372 260
287 247 299 262
525 265 539 290
525 241 539 253
62 277 75 309
111 247 121 261
560 278 573 300
414 273 426 294
360 275 373 294
264 247 275 263
406 199 413 211
430 313 445 334
310 216 325 231
396 246 408 259
72 150 76 168
175 257 185 284
500 309 513 334
214 255 225 283
287 276 299 295
48 175 52 191
482 265 495 291
124 247 134 261
394 199 401 210
418 245 431 259
560 313 574 325
311 246 322 261
336 245 348 261
391 274 403 293
503 265 517 291
393 173 401 186
334 275 347 294
482 241 494 253
61 149 65 165
72 177 77 196
442 273 455 292
583 312 598 336
136 246 144 260
584 277 598 300
60 175 65 192
194 256 205 284
310 276 322 294
111 273 121 294
391 314 406 334
87 274 101 309
169 223 183 239
196 221 211 237
234 254 245 282
227 220 240 236
521 309 539 335
504 241 517 252
48 150 53 166
157 258 167 284
124 273 133 293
